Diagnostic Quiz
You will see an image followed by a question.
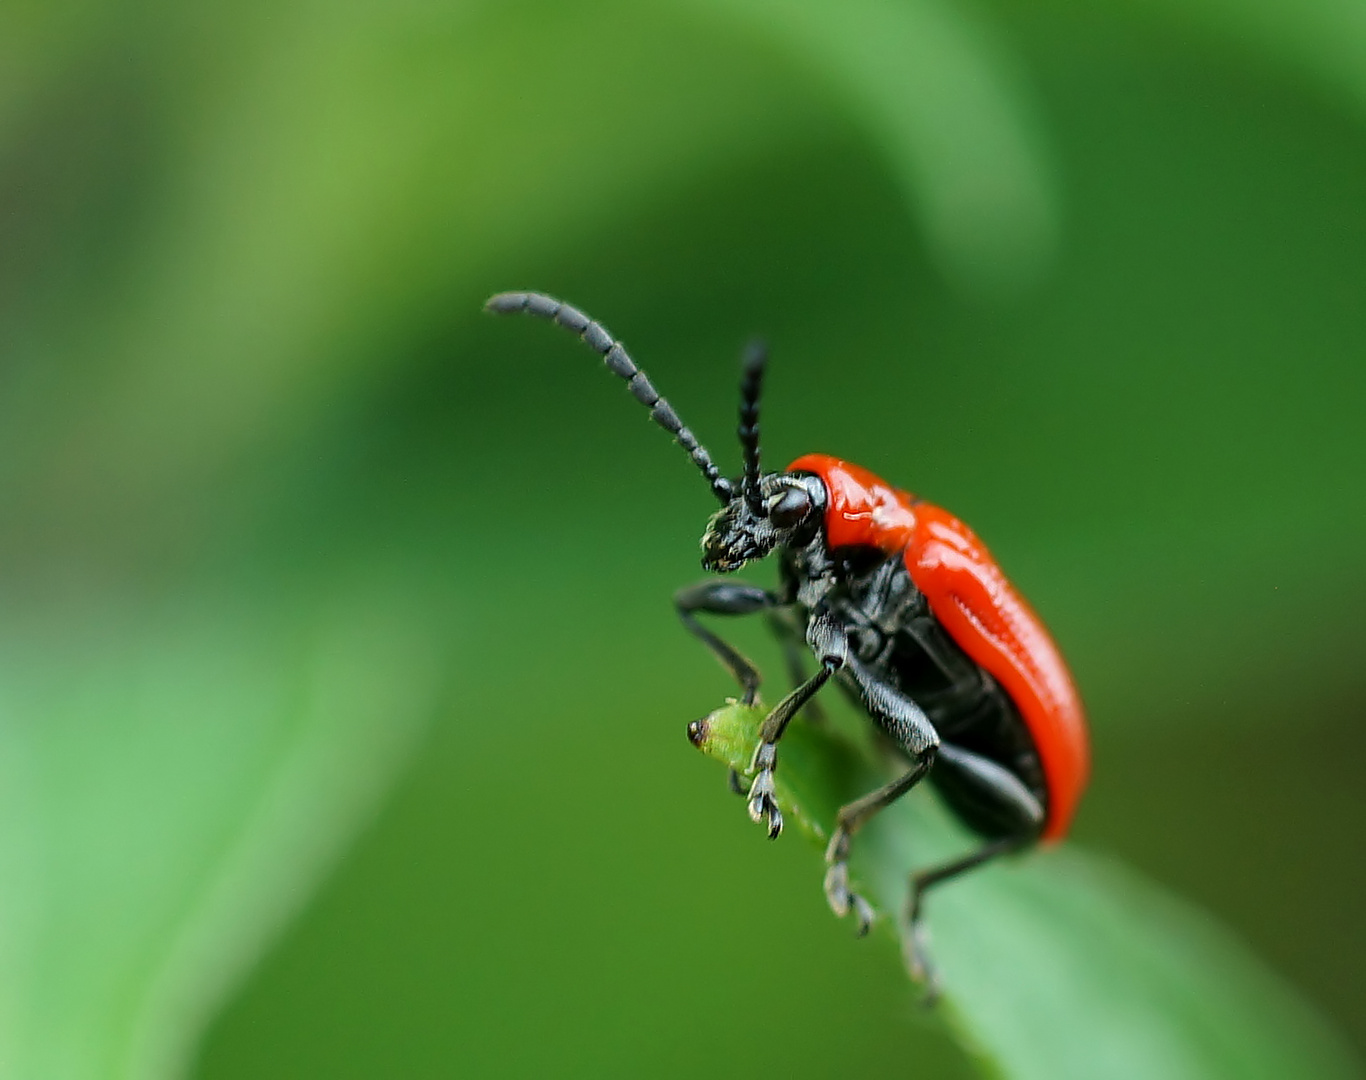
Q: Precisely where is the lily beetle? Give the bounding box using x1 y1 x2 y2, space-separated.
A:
487 291 1089 988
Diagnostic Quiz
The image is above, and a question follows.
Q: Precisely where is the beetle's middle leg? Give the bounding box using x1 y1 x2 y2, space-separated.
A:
743 611 846 838
822 658 941 936
765 607 828 725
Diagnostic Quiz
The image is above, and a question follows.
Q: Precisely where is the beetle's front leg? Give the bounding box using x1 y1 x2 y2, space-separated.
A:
674 580 785 704
744 613 848 838
675 580 790 796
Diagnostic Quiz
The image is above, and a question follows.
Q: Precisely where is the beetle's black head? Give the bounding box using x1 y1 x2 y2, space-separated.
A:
698 341 825 571
700 472 825 572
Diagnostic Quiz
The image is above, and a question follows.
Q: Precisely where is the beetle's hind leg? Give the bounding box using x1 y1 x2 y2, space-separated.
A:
823 758 934 936
901 743 1043 999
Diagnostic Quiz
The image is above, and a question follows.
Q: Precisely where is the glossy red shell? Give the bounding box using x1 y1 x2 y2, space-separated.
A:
787 453 1089 841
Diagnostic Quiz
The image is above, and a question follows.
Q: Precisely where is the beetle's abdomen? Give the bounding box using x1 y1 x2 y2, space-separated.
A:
788 453 1090 841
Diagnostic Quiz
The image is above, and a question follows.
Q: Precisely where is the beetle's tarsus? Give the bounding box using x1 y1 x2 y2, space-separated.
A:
824 828 876 931
824 825 850 865
745 766 774 817
823 854 875 932
903 917 942 1004
823 860 849 916
819 862 841 912
745 757 783 838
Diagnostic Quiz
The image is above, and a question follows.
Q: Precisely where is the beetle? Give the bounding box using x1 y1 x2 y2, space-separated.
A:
486 290 1089 989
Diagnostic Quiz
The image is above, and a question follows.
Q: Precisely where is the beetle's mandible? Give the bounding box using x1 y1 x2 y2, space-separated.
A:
486 291 1089 990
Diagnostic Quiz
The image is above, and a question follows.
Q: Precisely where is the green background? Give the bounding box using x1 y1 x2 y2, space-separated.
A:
1 0 1363 1076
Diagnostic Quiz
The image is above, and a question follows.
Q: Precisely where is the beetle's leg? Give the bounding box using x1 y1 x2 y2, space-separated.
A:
901 744 1042 998
765 608 827 725
674 580 782 704
823 757 934 937
823 659 940 935
743 613 848 838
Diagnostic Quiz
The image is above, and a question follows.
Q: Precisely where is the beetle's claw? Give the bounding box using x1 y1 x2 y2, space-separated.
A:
852 894 876 937
745 792 782 838
726 768 746 796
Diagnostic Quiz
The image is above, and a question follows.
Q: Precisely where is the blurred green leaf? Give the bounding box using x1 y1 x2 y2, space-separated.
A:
686 0 1058 295
0 569 451 1079
1097 0 1366 121
3 0 1365 1075
694 700 1358 1080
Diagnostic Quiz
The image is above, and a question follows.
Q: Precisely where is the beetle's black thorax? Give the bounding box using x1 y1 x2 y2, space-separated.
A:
781 544 983 724
780 542 1047 828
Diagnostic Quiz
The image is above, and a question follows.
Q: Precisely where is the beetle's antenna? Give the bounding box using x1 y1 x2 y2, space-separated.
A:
738 340 766 513
486 292 733 504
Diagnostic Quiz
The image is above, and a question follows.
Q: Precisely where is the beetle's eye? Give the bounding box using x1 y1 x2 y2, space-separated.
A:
767 487 812 529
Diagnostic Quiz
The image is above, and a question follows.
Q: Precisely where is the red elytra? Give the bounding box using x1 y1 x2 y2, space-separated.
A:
787 453 1089 841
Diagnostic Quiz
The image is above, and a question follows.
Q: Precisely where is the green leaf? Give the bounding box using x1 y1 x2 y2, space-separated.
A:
683 0 1059 296
0 573 452 1079
1085 0 1366 125
692 700 1358 1080
6 1 1366 1075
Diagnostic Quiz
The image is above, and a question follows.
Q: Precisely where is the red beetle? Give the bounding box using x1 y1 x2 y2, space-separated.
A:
488 292 1089 988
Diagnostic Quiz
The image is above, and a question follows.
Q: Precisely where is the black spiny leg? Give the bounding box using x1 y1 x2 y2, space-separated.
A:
823 655 940 936
675 580 782 704
902 742 1043 998
823 755 935 937
765 608 828 725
